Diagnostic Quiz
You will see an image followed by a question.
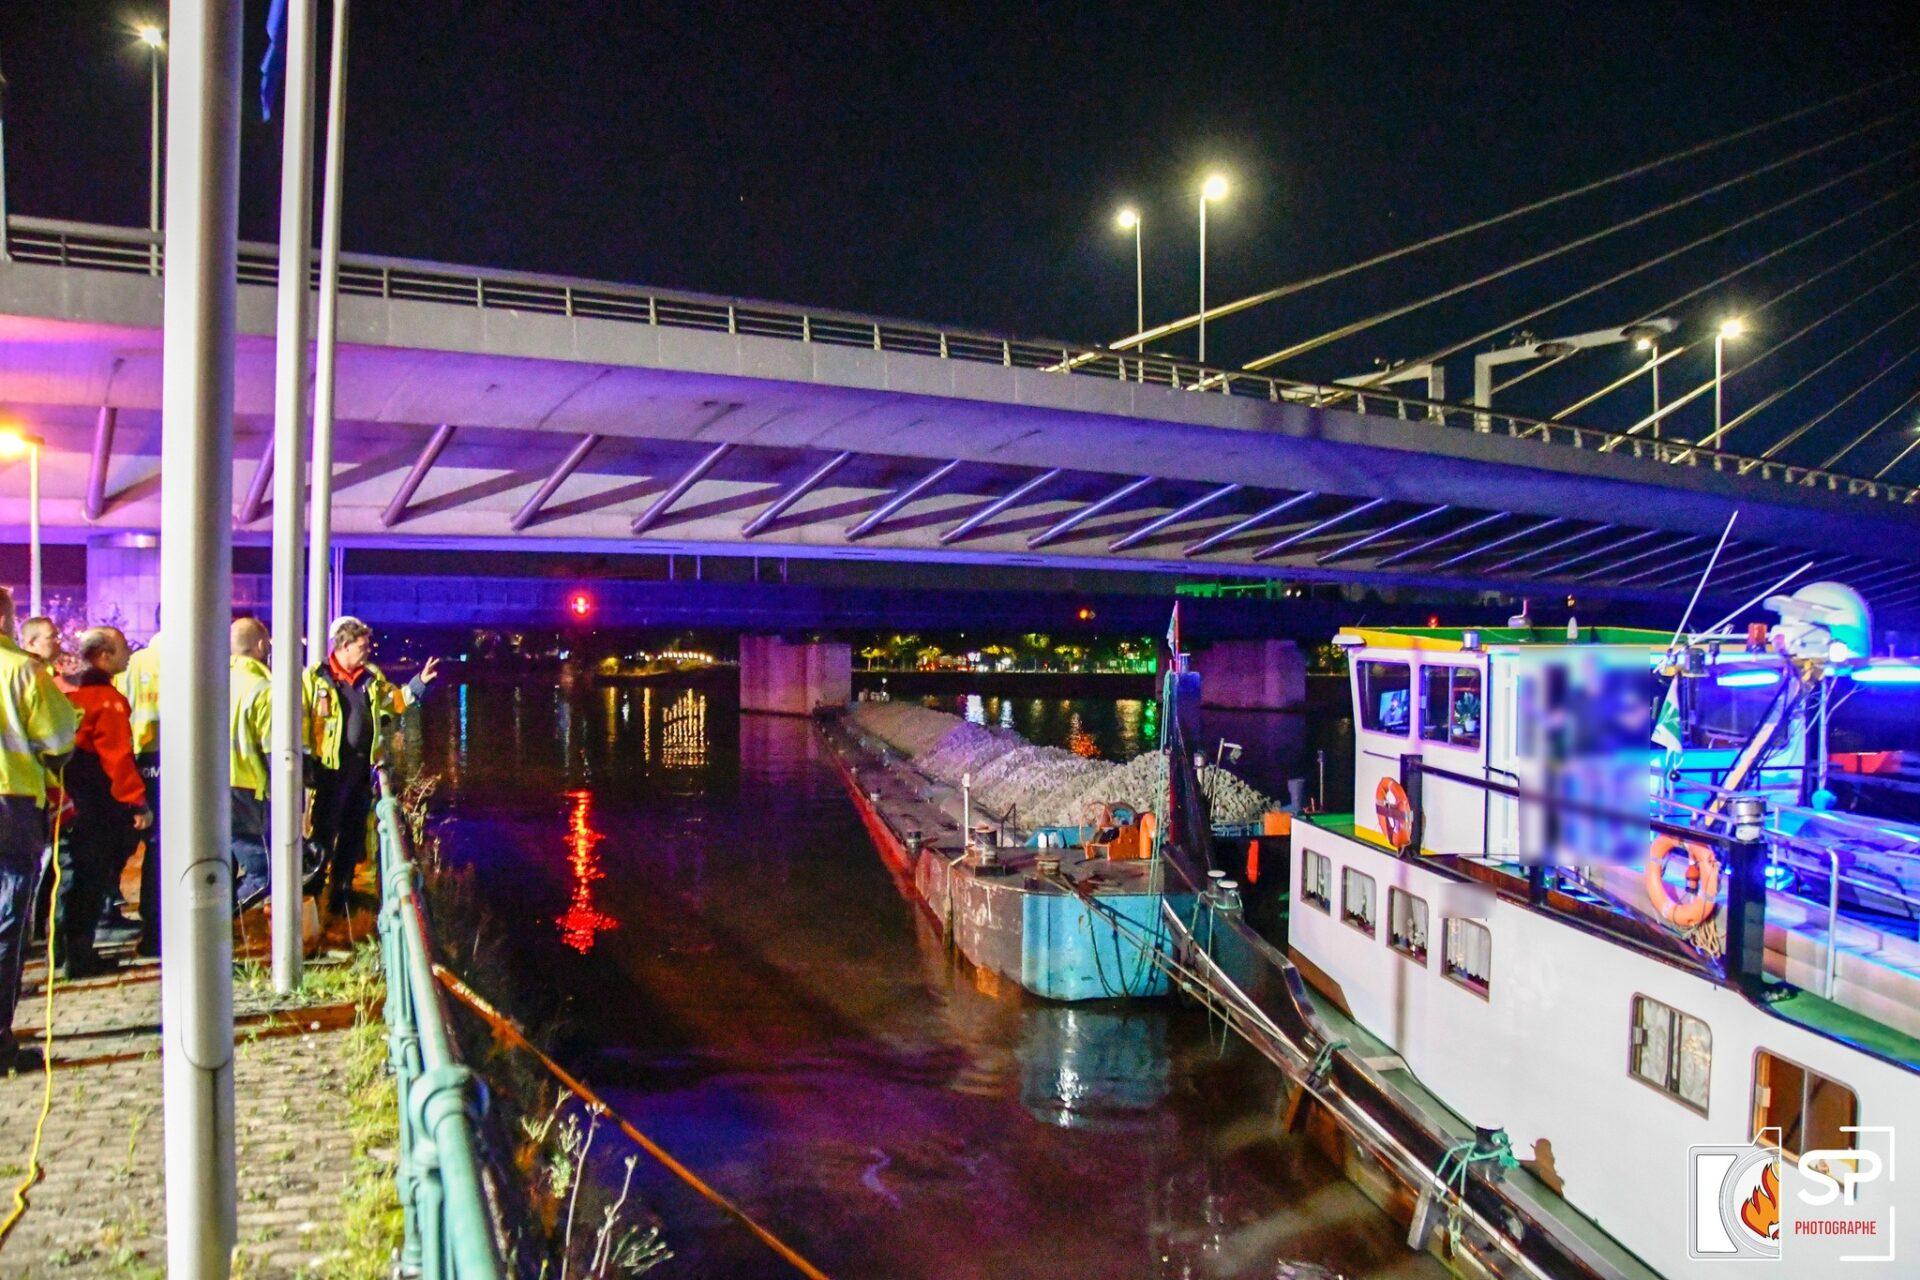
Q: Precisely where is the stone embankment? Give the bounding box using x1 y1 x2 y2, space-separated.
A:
846 701 1274 829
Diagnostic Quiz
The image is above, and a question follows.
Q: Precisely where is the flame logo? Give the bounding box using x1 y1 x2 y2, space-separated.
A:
1737 1161 1780 1242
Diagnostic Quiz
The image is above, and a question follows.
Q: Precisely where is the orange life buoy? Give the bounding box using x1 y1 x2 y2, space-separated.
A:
1646 834 1720 929
1374 777 1414 851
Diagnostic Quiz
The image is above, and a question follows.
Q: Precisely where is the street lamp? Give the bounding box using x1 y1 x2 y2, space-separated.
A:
1198 173 1228 364
1715 317 1746 440
1114 207 1143 336
1625 321 1669 434
136 23 166 273
0 430 45 617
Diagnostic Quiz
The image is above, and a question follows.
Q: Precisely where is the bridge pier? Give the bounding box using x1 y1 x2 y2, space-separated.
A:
86 532 162 641
1191 638 1307 710
738 635 851 716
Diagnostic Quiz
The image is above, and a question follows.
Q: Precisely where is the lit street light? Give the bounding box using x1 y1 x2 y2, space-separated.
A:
1198 173 1227 364
1715 316 1746 440
1114 207 1143 336
0 430 45 616
137 23 166 273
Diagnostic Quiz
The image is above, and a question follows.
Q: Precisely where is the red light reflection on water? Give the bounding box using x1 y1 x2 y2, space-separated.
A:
554 788 617 953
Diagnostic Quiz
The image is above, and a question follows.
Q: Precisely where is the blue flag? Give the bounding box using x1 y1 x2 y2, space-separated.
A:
259 0 288 120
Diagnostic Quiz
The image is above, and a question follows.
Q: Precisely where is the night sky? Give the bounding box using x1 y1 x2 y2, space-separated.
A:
3 2 1918 464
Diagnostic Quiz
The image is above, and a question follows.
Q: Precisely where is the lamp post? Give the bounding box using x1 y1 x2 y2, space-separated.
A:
137 24 165 273
0 431 43 616
1115 207 1142 336
1714 317 1746 441
1197 173 1227 364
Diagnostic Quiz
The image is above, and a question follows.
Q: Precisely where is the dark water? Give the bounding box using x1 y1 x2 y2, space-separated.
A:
418 674 1420 1280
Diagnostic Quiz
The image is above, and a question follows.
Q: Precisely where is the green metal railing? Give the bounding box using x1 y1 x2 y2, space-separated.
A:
374 770 507 1279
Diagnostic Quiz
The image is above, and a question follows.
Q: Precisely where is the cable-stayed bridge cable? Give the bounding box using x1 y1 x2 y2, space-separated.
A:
1093 74 1913 357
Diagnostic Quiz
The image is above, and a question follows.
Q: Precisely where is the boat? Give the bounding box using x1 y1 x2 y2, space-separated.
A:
1150 586 1919 1279
819 683 1283 1002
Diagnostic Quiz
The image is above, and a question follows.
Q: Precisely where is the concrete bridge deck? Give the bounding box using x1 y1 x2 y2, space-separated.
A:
3 216 1917 615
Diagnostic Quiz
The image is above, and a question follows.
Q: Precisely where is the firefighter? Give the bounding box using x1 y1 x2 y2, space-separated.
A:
54 627 151 978
230 618 274 910
115 632 162 954
0 588 76 1069
304 617 439 920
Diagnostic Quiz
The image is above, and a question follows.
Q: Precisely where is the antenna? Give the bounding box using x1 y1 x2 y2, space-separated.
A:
1669 511 1739 650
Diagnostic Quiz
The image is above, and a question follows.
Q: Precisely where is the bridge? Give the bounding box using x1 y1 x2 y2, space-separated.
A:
3 215 1918 621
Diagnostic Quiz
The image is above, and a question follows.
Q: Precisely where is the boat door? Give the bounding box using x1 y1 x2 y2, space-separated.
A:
1413 654 1490 854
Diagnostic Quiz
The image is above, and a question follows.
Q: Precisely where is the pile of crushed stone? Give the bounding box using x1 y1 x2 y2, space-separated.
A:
846 700 1273 829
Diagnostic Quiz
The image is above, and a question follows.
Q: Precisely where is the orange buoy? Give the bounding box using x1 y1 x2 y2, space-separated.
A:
1646 834 1720 928
1374 777 1415 851
1245 839 1260 884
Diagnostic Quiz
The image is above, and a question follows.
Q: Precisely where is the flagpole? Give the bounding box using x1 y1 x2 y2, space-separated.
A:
157 0 241 1273
306 0 347 667
268 0 317 994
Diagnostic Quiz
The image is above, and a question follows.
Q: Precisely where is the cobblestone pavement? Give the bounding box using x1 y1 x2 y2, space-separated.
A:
0 888 386 1278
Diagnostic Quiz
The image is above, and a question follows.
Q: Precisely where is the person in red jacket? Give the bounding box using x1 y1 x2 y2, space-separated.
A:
54 627 151 977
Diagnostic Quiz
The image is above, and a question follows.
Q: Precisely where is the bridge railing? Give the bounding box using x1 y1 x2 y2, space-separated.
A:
7 214 1915 508
373 767 507 1280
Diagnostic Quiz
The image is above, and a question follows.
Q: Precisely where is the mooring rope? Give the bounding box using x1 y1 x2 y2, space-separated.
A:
433 964 835 1280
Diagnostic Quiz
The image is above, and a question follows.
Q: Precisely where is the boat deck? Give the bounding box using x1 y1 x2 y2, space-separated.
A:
1300 985 1666 1280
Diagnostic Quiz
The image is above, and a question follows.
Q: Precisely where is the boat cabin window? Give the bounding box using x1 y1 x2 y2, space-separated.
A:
1442 918 1491 997
1301 851 1332 912
1341 868 1377 936
1419 664 1482 750
1388 887 1428 963
1752 1051 1858 1160
1358 661 1412 735
1629 995 1710 1115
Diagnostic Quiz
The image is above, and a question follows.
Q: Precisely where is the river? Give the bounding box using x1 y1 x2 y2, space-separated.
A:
414 673 1428 1280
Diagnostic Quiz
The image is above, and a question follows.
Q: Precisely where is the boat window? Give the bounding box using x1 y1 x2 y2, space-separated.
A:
1358 661 1412 735
1442 918 1491 996
1629 995 1711 1114
1341 867 1376 936
1388 887 1428 963
1301 851 1331 913
1419 665 1483 749
1752 1051 1858 1160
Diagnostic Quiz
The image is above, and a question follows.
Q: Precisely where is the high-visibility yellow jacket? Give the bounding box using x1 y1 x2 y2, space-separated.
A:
0 635 80 806
303 660 418 771
230 655 273 800
115 633 162 757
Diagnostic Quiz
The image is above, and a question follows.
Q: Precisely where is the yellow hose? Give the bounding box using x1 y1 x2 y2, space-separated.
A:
0 767 68 1247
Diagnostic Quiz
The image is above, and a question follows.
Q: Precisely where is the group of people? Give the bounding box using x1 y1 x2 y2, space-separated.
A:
0 589 439 1072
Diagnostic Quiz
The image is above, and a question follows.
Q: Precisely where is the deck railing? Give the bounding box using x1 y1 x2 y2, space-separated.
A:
6 213 1917 508
374 769 506 1279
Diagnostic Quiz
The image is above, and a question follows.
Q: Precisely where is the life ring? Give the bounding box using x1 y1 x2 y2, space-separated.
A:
1646 835 1720 928
1374 778 1415 851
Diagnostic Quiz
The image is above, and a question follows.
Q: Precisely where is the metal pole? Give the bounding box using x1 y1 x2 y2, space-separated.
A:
269 0 318 994
149 43 164 274
0 52 10 261
1713 334 1724 439
26 443 39 618
1649 344 1661 439
158 0 241 1274
306 0 348 667
1197 196 1207 364
1132 220 1143 337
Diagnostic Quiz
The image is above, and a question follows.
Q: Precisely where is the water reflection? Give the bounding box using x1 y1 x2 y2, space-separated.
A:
419 682 1432 1280
1017 1004 1168 1128
555 788 616 953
